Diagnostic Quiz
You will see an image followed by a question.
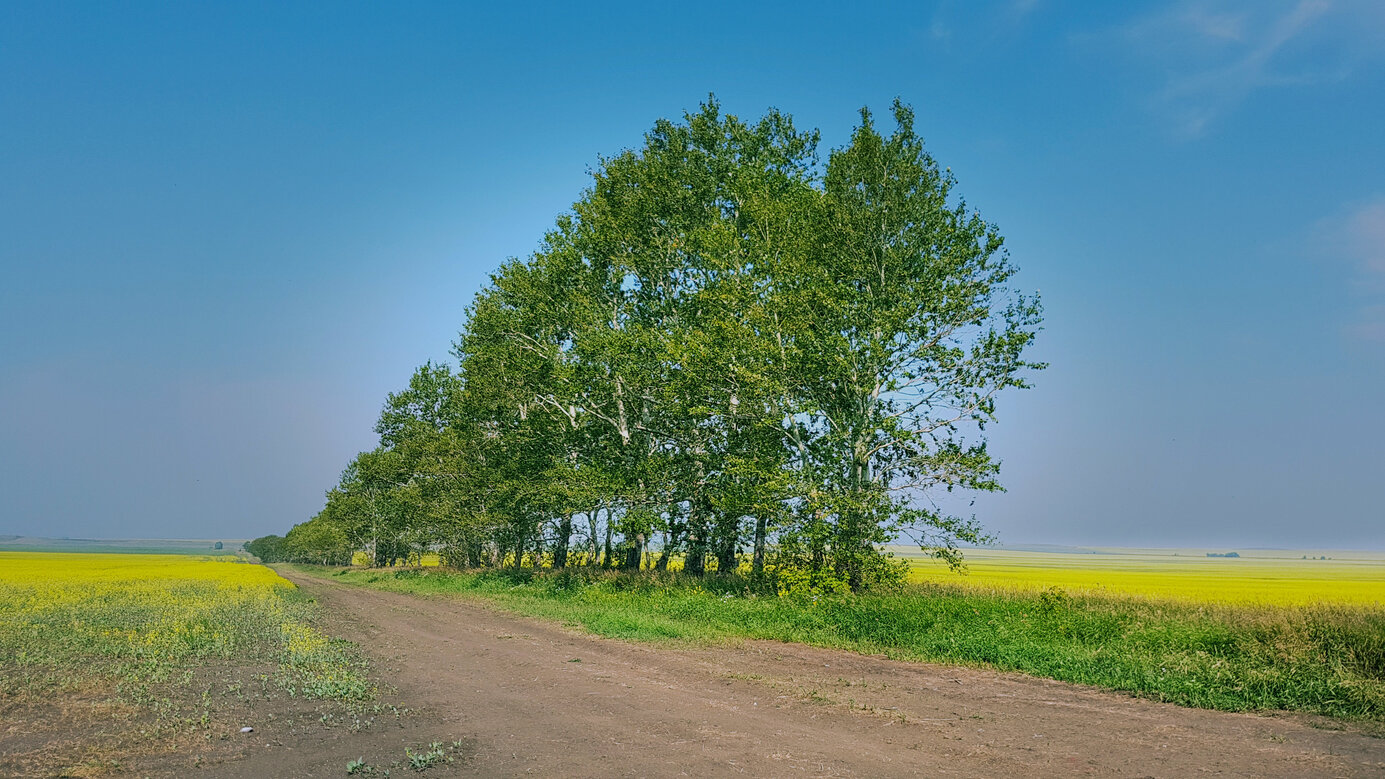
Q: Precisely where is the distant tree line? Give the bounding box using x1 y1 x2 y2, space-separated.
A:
252 99 1042 591
244 531 350 566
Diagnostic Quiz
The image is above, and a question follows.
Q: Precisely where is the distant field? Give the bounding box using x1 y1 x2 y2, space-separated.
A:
0 551 370 698
0 551 373 776
345 545 1385 607
0 536 244 555
904 547 1385 606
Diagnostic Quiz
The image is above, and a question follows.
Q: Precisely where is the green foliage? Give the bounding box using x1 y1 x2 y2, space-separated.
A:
343 740 467 776
282 97 1041 590
404 741 452 771
1038 586 1072 613
244 534 288 563
285 517 354 566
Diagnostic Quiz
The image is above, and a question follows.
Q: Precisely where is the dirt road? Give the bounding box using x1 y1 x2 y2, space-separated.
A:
225 569 1383 778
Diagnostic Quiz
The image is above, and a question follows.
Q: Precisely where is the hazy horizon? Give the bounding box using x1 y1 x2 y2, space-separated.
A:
4 535 1385 555
3 2 1383 549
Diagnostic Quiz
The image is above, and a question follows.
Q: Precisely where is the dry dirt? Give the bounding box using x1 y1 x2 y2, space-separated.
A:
11 570 1382 778
225 569 1383 778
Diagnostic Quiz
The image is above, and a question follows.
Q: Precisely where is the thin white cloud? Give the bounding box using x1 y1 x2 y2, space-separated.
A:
1321 198 1385 342
1120 0 1385 138
1343 199 1385 279
922 0 1047 49
929 16 952 43
1347 305 1385 343
1007 0 1042 21
1177 7 1247 41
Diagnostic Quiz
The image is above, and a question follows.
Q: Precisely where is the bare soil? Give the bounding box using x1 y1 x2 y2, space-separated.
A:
239 569 1383 778
8 570 1383 777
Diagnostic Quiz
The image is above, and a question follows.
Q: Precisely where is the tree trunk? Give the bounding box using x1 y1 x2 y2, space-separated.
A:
623 532 644 570
685 496 707 576
586 510 600 566
514 528 527 570
715 514 738 574
554 513 573 568
656 522 680 572
752 514 768 574
601 516 614 569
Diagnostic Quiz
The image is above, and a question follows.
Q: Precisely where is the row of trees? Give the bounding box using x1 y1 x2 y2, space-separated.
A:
256 99 1042 591
244 525 350 566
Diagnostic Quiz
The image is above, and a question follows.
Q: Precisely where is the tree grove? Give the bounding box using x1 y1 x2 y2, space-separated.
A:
261 98 1043 591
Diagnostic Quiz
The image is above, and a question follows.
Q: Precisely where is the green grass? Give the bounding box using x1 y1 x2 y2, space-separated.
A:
298 565 1385 721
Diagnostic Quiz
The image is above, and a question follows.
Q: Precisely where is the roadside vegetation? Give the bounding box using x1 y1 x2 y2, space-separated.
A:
302 564 1385 721
0 551 375 775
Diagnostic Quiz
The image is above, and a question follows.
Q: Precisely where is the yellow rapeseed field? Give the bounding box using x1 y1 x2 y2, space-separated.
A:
0 551 371 701
350 551 443 567
905 548 1385 606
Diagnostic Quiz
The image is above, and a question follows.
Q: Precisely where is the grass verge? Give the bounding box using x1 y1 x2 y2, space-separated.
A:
301 564 1385 721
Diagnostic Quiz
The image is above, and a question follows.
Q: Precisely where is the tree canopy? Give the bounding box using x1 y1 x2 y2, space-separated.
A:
269 98 1043 591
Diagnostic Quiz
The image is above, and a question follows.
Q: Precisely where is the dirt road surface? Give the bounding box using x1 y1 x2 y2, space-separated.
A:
221 569 1383 778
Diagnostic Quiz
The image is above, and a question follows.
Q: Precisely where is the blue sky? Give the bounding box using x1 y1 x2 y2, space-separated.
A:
2 1 1382 547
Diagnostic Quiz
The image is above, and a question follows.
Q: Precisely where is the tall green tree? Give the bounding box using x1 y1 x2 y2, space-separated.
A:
285 97 1042 591
788 102 1042 587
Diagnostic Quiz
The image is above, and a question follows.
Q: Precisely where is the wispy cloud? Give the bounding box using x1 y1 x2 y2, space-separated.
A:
1349 305 1385 343
1320 198 1385 342
1120 1 1385 138
1176 7 1248 41
1343 200 1385 279
922 0 1047 50
1006 0 1042 22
